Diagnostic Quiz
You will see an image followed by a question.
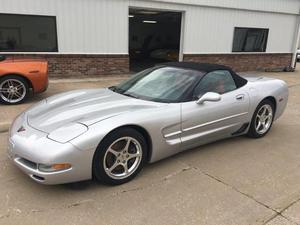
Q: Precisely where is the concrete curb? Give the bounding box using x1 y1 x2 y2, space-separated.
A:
0 122 10 133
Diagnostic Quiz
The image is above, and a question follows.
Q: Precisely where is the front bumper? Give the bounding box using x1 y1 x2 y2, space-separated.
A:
8 114 94 185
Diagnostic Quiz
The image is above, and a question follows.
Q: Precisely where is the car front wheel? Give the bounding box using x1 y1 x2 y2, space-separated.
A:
93 128 147 185
0 75 29 104
248 99 275 138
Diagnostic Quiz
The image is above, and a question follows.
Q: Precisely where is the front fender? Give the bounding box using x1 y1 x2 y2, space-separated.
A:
70 104 182 163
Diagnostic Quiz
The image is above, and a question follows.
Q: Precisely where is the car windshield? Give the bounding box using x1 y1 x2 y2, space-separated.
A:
111 66 204 103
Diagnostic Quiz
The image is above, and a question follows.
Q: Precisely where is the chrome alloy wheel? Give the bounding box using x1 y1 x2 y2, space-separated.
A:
0 79 26 103
103 137 143 180
255 104 273 135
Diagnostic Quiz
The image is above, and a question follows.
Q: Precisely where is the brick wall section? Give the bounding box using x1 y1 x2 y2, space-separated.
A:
46 54 130 77
3 53 293 77
184 53 293 72
4 54 129 77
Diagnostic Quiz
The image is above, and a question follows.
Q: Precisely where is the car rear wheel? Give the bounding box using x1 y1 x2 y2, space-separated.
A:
0 75 29 104
93 128 147 185
248 99 274 138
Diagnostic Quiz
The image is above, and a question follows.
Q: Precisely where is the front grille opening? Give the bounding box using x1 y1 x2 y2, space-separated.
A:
32 175 45 181
18 157 37 169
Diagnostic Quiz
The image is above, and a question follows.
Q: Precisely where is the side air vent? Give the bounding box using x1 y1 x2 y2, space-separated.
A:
232 123 249 135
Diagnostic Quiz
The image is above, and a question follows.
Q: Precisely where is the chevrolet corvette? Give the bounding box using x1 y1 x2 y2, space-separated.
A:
8 62 288 185
0 55 48 104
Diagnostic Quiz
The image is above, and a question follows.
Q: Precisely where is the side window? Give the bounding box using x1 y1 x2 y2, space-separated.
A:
193 70 237 98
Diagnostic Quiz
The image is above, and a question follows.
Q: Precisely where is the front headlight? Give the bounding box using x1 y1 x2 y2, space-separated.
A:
47 123 88 143
38 163 72 172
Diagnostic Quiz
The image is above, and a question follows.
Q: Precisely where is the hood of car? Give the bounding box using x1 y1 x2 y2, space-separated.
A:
26 88 162 133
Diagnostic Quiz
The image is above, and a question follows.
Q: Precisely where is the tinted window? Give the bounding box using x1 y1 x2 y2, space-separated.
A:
113 67 204 103
0 14 58 52
232 27 268 52
193 70 237 98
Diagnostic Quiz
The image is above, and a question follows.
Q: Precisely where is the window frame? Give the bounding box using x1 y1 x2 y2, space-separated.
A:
0 13 59 53
232 27 269 53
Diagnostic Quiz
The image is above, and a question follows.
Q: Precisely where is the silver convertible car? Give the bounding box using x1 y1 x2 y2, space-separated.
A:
8 62 288 185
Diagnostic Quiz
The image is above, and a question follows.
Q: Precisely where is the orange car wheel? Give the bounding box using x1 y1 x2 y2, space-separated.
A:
0 75 29 105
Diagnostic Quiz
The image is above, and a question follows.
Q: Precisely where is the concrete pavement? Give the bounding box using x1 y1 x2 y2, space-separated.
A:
0 70 300 224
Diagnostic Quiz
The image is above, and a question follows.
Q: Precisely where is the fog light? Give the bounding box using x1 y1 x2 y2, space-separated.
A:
38 163 71 172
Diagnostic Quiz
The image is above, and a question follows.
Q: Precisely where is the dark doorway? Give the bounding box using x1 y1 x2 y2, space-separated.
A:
129 8 182 72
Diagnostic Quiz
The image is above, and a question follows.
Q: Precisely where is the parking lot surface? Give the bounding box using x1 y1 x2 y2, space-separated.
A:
0 70 300 225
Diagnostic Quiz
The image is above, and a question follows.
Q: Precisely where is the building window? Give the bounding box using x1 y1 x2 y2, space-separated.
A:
0 14 58 52
232 27 268 52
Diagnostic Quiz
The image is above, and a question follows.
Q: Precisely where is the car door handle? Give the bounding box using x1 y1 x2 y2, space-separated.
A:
236 94 245 100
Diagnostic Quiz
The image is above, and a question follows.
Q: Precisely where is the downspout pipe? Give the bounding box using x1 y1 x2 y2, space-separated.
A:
291 9 300 70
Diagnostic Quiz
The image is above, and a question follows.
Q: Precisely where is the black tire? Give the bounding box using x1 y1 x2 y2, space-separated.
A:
92 128 148 185
247 99 275 138
0 75 29 105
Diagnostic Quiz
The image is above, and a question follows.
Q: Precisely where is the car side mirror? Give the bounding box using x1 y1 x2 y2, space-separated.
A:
196 92 221 104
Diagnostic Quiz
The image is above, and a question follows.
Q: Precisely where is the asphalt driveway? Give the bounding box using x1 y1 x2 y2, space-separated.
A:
0 70 300 225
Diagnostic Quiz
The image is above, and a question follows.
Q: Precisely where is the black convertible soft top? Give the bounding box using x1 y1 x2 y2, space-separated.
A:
161 62 232 73
161 61 247 88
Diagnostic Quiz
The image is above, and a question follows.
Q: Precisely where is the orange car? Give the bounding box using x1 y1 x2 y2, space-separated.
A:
0 55 48 104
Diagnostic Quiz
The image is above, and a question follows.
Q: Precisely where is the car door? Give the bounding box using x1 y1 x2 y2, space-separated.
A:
180 70 250 150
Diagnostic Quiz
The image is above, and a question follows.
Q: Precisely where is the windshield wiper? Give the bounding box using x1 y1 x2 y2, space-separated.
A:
108 86 116 91
109 86 139 99
122 92 139 99
109 86 124 94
